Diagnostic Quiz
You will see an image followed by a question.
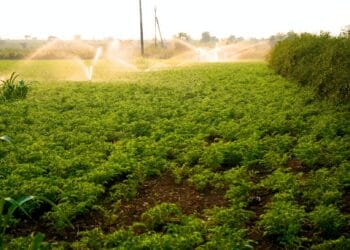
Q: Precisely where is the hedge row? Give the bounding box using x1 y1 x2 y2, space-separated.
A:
269 33 350 102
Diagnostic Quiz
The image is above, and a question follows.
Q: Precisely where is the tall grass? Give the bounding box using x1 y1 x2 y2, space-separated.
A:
0 72 29 101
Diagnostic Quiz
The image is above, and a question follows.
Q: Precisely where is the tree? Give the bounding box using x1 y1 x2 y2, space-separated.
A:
269 32 287 46
201 32 218 44
48 36 58 41
177 32 191 41
340 25 350 38
201 32 211 43
227 35 237 43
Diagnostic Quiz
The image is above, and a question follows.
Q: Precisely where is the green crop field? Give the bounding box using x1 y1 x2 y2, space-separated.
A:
0 62 349 249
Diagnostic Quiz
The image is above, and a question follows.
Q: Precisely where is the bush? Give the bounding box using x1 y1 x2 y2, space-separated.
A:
258 201 305 247
259 169 301 199
303 168 342 206
141 203 182 231
311 236 350 250
1 72 29 101
269 33 350 102
223 167 252 207
201 206 253 250
309 205 346 237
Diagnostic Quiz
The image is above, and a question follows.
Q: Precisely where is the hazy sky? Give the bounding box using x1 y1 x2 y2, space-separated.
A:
1 0 350 40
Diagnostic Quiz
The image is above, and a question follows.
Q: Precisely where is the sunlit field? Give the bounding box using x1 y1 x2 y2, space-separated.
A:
0 59 265 82
0 38 270 83
1 60 349 248
1 0 349 247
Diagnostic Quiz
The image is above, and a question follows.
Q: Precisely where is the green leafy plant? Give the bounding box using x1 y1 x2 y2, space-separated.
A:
223 167 252 207
0 62 348 248
0 195 72 248
303 168 342 206
7 233 47 250
310 236 350 250
259 169 301 200
0 135 11 143
0 196 35 246
189 169 223 191
1 72 29 101
201 206 253 249
141 203 182 231
309 205 346 237
258 201 306 247
269 33 350 102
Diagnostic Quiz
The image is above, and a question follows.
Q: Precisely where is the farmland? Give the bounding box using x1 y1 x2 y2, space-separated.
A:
0 62 349 249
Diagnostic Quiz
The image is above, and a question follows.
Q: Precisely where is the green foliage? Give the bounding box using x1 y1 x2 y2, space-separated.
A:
0 63 348 248
73 216 207 249
0 196 34 246
109 179 139 201
311 236 350 250
201 206 253 249
1 72 29 101
309 205 346 237
293 136 324 168
0 135 11 143
224 167 252 207
334 162 350 188
7 233 48 250
258 201 306 247
141 203 182 231
198 228 252 250
303 168 342 206
0 196 58 249
188 168 223 191
269 33 350 102
260 169 302 200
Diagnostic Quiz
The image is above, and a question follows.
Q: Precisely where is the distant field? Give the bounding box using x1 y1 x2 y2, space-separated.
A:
0 58 265 82
0 59 143 82
1 63 349 248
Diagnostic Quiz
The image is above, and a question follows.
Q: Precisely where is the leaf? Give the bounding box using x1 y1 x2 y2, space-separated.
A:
0 135 11 143
29 232 45 250
0 199 5 219
17 195 35 206
34 196 74 229
9 72 18 85
4 196 32 218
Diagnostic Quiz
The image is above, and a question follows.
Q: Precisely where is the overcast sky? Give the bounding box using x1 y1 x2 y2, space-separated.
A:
1 0 350 40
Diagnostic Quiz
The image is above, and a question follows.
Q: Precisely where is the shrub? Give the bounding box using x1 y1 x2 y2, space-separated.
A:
259 169 301 199
141 203 182 231
269 33 350 102
201 206 253 250
223 167 252 207
199 142 243 170
311 236 350 250
309 205 346 237
0 72 29 102
303 168 342 206
258 201 305 247
189 169 223 191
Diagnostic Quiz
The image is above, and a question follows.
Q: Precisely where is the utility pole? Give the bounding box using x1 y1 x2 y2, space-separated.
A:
139 0 144 56
154 7 157 47
154 6 164 48
156 15 164 47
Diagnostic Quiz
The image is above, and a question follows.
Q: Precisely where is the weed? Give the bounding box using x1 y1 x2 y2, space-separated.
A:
0 72 29 101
